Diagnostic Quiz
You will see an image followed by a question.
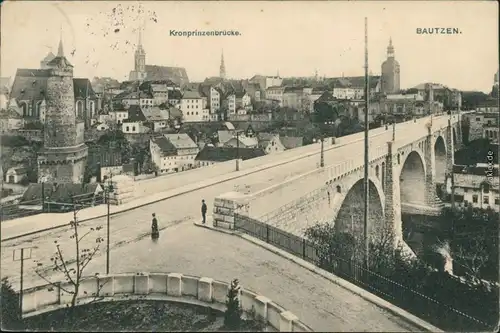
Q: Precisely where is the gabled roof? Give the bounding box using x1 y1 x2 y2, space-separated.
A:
182 90 202 99
0 108 23 119
168 89 183 100
151 136 177 156
145 65 189 86
6 165 28 174
142 106 170 121
280 136 304 149
195 146 266 162
315 91 337 103
283 86 304 93
73 78 96 99
164 133 198 149
46 55 73 68
127 105 144 121
217 130 234 144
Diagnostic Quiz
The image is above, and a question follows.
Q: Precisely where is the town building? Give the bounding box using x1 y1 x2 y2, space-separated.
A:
280 136 304 150
256 133 285 154
180 90 209 122
483 125 499 144
5 166 28 184
150 133 199 173
223 134 258 148
265 86 285 106
451 163 499 212
36 36 88 184
249 75 283 91
195 146 266 167
467 111 499 141
0 109 24 132
381 38 401 94
128 27 189 86
108 108 129 124
121 119 149 134
0 77 11 110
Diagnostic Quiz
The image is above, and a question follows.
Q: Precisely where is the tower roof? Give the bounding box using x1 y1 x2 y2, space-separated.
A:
387 37 395 58
220 49 226 79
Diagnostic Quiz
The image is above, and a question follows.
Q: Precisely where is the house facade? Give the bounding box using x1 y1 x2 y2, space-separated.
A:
451 163 499 212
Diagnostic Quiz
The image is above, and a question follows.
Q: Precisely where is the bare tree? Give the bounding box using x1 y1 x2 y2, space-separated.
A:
452 235 490 280
33 201 106 315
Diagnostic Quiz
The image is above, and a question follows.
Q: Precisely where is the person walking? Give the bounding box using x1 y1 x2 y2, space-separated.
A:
151 213 159 238
201 200 207 224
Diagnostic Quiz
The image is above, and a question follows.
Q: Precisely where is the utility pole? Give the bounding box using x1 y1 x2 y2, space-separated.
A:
13 247 33 320
235 131 240 171
106 174 114 275
363 17 370 270
320 136 325 167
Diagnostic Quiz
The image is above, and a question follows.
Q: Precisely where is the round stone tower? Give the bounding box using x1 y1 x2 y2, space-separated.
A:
381 38 401 94
37 37 88 184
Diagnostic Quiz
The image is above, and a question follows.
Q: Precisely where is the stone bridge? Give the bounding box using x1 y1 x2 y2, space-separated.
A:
213 114 463 256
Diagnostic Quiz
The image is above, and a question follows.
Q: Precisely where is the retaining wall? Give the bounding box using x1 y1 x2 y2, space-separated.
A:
21 272 312 332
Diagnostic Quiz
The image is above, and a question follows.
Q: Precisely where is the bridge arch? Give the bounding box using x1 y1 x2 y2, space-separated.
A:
335 177 385 243
399 150 426 206
434 135 447 184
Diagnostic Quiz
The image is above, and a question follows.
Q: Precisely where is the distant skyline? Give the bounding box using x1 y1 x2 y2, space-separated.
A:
1 1 498 92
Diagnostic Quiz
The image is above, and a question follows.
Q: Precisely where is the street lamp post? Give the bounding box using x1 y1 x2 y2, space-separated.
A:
392 121 396 141
320 136 325 168
235 131 240 171
105 177 114 275
363 17 370 270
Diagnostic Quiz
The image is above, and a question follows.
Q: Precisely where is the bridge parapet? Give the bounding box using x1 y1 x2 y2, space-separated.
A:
21 272 312 332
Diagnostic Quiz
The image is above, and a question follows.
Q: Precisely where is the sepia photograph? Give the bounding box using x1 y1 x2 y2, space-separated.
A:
0 0 499 332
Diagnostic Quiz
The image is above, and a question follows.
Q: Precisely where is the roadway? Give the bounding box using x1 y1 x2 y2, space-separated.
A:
0 115 453 331
6 221 429 332
1 114 456 285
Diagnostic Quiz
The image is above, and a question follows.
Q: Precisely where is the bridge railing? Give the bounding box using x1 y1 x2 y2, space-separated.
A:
233 214 496 332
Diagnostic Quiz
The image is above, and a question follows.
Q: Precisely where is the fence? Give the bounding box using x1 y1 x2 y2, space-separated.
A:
0 193 105 222
234 214 497 332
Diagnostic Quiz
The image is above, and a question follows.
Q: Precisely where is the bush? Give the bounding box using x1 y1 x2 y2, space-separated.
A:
1 277 22 330
224 279 242 330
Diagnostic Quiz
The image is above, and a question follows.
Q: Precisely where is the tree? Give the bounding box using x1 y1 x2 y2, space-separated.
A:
33 204 106 319
300 94 312 113
1 277 22 330
304 223 356 270
452 236 490 280
224 278 242 330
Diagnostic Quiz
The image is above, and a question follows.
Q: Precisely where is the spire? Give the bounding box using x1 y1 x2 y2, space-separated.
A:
219 49 226 79
57 25 64 57
387 37 395 58
138 25 142 46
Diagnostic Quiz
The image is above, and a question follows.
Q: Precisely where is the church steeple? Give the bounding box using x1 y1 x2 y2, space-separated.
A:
387 37 395 58
57 26 64 57
220 49 226 79
134 25 146 74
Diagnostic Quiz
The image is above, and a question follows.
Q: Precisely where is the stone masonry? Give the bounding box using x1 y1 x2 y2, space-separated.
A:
37 37 88 184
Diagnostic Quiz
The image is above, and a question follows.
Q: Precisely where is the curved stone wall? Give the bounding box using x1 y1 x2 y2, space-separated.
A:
21 272 313 332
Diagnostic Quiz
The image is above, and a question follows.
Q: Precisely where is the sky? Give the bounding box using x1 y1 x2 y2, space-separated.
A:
1 1 498 92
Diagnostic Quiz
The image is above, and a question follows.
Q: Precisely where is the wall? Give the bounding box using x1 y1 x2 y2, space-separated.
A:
21 272 312 332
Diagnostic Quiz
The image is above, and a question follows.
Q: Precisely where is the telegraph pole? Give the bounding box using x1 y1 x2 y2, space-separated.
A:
13 247 33 319
320 136 325 167
235 131 240 171
363 17 370 270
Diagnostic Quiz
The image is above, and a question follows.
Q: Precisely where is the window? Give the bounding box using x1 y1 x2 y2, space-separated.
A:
483 195 489 204
126 126 130 132
495 197 499 205
483 183 490 193
476 117 481 121
132 126 136 131
472 195 478 203
464 188 468 193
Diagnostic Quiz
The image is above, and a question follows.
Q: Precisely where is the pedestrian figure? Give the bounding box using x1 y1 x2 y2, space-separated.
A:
327 190 331 206
151 213 159 239
201 200 207 224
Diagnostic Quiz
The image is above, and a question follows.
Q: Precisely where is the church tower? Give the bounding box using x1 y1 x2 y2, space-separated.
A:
219 50 226 80
129 26 147 81
37 34 88 184
381 38 401 94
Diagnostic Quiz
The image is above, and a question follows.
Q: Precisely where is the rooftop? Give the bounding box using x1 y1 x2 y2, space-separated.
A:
164 133 198 149
151 136 177 156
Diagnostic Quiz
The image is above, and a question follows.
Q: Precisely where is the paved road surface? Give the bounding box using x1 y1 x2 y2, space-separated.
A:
1 115 457 282
1 114 455 241
4 222 424 332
